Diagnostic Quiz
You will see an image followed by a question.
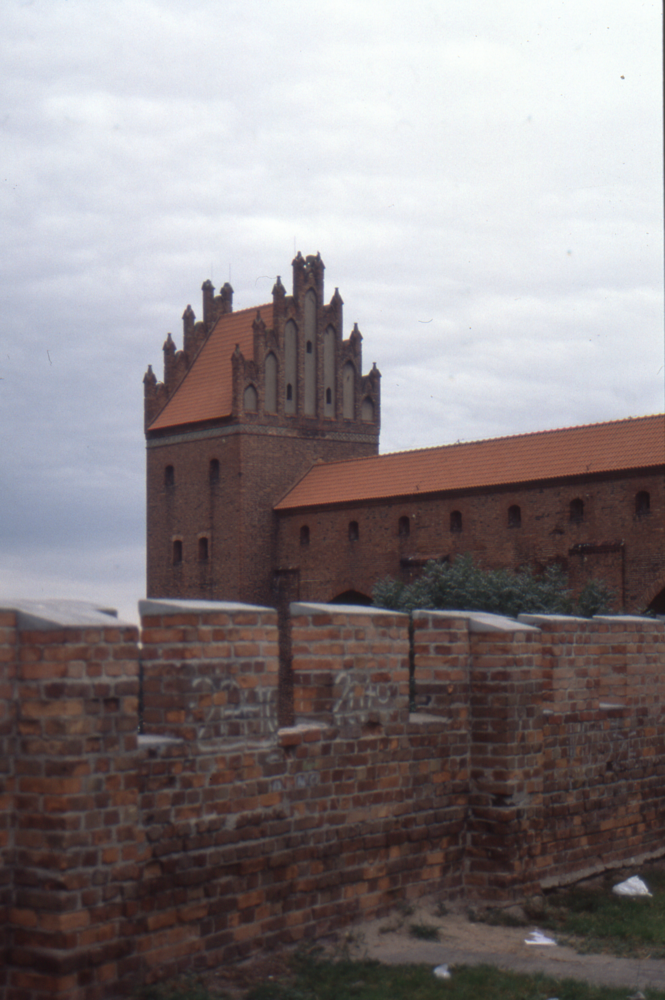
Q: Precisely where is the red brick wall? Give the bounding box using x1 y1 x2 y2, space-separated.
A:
276 469 665 611
3 599 665 999
5 618 139 1000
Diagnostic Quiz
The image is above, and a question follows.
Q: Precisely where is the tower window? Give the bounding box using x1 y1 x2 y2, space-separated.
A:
286 383 293 401
198 537 209 561
450 510 462 533
636 491 650 516
164 465 175 487
508 505 521 528
300 525 310 547
209 459 219 484
398 516 410 538
326 387 332 405
348 520 359 542
243 384 257 412
569 498 584 523
172 539 182 564
306 340 313 354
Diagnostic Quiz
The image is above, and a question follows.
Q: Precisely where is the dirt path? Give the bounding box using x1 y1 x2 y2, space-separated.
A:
351 898 665 992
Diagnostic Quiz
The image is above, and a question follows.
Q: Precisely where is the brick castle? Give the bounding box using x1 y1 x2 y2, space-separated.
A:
144 253 665 613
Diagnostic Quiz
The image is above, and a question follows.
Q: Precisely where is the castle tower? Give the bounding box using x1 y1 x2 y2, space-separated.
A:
144 253 381 606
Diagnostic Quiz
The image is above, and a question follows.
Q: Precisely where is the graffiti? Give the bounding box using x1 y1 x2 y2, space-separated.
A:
190 672 277 738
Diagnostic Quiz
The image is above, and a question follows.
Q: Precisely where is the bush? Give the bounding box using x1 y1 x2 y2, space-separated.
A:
372 555 614 619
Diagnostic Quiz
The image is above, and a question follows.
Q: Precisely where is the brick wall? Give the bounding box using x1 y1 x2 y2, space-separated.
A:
276 468 665 610
2 598 665 999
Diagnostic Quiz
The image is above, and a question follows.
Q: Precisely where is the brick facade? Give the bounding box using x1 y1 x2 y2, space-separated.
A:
2 597 665 999
276 467 665 611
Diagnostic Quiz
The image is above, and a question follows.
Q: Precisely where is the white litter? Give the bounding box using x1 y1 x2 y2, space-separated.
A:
612 876 652 897
524 929 557 946
433 964 451 979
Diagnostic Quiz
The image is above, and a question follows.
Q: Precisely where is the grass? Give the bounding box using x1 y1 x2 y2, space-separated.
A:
409 921 440 940
526 866 665 958
139 954 665 1000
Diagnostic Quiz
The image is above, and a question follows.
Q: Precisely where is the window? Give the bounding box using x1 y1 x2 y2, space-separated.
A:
286 383 293 401
243 384 257 412
636 491 650 516
209 458 219 484
198 537 208 561
398 516 410 537
326 387 332 405
569 498 584 523
342 362 355 419
172 539 182 564
284 320 297 413
306 340 312 353
164 465 175 487
361 397 374 422
348 520 359 541
508 505 521 528
300 525 310 547
450 510 462 533
264 352 277 413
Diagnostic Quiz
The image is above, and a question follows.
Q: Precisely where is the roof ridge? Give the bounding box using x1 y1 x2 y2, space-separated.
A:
296 413 664 470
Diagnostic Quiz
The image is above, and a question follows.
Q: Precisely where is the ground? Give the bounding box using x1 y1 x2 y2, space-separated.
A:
199 889 665 997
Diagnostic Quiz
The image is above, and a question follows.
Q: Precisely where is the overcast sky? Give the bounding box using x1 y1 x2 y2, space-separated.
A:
1 0 662 623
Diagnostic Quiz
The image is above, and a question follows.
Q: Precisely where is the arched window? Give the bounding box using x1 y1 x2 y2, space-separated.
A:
284 320 297 414
264 352 277 413
304 290 316 415
243 384 257 412
450 510 462 533
342 362 355 419
508 505 521 528
172 539 182 564
361 397 374 422
209 458 219 484
636 491 650 516
323 326 335 417
300 525 310 547
569 498 584 523
198 537 209 561
164 465 175 487
348 520 359 541
398 515 410 537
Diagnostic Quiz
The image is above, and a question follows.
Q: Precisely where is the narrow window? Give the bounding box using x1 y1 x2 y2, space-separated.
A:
198 537 209 561
361 397 374 422
326 387 332 405
306 341 312 353
636 491 650 516
164 465 175 487
323 326 335 417
348 520 359 542
304 290 316 415
450 510 462 533
508 505 521 528
569 498 584 523
243 384 257 412
209 458 219 484
172 539 182 564
300 525 310 547
398 516 410 538
264 352 277 413
284 320 297 413
342 362 355 419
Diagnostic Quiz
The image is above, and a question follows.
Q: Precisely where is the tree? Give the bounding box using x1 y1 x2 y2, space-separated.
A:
372 555 614 618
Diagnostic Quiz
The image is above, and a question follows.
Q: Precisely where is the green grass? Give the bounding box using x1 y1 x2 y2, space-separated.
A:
528 867 665 958
244 957 665 1000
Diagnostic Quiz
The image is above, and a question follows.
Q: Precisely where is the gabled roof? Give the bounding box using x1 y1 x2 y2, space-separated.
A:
149 303 273 431
275 414 665 510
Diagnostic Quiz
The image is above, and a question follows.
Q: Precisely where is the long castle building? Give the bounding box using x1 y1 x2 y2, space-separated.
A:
144 253 665 614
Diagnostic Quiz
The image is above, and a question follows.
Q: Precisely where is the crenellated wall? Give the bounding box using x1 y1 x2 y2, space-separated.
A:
1 598 664 999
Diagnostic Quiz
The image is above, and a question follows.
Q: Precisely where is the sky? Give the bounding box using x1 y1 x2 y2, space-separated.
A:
0 0 662 624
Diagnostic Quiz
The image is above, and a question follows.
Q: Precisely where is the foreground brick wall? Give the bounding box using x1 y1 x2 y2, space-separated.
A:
2 599 665 999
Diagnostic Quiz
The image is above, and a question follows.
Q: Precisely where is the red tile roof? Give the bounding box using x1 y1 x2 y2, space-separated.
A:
275 414 665 510
149 304 273 430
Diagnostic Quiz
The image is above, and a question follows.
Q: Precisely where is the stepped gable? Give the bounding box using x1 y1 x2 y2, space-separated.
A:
149 302 273 430
275 413 665 509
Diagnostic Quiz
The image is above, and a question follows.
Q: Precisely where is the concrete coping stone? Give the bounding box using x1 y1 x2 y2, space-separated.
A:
593 614 661 623
0 598 126 630
519 613 588 624
139 597 274 616
416 608 539 632
290 602 408 618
